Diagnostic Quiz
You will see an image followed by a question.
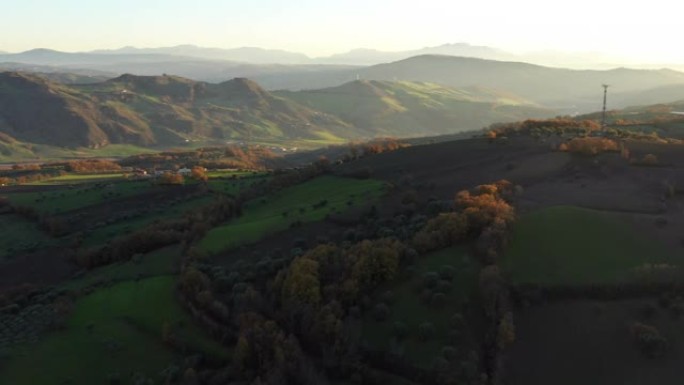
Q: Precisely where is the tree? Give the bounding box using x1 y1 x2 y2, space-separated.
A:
157 172 184 185
191 166 208 181
282 255 321 306
497 312 515 350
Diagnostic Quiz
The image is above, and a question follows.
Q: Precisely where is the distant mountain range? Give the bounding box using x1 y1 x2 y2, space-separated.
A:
0 72 557 158
0 43 512 66
4 43 681 69
2 48 683 113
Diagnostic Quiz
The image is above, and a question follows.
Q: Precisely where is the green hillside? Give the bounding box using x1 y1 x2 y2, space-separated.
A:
0 72 351 155
278 80 553 136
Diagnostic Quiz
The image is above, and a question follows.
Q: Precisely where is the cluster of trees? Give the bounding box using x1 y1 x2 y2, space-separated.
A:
157 172 185 185
0 167 66 185
341 138 408 161
63 159 121 172
120 145 275 171
558 137 620 155
3 201 68 237
76 196 239 268
414 180 515 263
171 177 521 384
488 118 601 137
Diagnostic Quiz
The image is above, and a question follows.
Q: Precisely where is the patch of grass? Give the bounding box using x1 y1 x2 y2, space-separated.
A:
5 180 151 214
0 214 57 260
359 246 479 368
63 246 181 291
503 206 676 286
199 176 385 254
206 174 269 195
0 276 228 385
35 173 126 184
82 195 214 247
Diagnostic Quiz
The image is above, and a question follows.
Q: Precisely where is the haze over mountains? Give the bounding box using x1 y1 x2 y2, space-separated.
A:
3 45 684 112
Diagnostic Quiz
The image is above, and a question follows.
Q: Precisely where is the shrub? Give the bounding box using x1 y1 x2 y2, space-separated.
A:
418 322 435 341
431 292 447 308
439 265 456 280
630 322 667 358
422 272 440 289
392 321 409 340
373 303 390 322
559 137 619 155
441 345 459 361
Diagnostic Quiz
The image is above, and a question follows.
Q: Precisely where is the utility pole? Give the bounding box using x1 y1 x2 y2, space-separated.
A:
601 84 609 129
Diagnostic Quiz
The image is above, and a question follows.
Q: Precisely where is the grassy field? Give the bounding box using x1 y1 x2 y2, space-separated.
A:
0 214 57 260
198 176 386 254
5 180 151 214
63 246 180 291
82 195 214 247
205 170 264 179
503 206 676 286
35 173 126 185
0 276 228 385
359 246 479 368
206 174 268 196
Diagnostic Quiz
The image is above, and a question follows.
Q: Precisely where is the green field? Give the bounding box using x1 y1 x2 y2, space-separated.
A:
503 206 676 286
199 176 385 254
35 173 126 185
360 246 479 368
205 170 263 179
63 246 180 291
0 214 57 260
82 195 214 247
0 276 228 385
5 180 151 214
206 174 268 196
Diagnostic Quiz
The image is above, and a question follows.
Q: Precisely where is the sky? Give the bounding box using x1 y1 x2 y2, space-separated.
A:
1 0 682 62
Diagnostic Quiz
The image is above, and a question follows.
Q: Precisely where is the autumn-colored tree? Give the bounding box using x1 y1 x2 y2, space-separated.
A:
560 137 619 155
191 166 208 181
350 238 403 291
157 172 184 185
641 154 659 166
282 255 321 306
412 212 468 252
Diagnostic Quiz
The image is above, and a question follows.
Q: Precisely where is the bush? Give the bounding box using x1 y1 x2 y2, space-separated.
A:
441 345 458 361
392 321 409 340
431 292 447 308
439 265 456 280
422 272 440 289
418 322 435 341
436 279 452 293
630 322 667 358
373 303 390 322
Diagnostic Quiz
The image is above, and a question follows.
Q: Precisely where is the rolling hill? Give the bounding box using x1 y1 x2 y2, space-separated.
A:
278 80 554 137
0 72 352 151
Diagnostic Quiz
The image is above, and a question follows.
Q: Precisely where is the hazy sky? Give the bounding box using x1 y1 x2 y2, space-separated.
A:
1 0 681 62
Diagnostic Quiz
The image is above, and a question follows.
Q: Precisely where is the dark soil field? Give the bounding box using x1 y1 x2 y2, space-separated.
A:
505 299 684 385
